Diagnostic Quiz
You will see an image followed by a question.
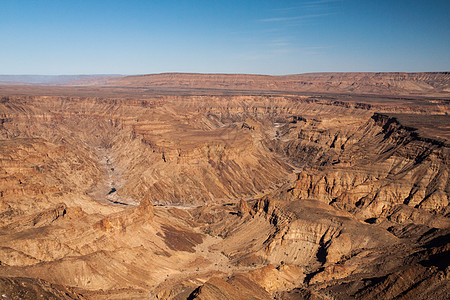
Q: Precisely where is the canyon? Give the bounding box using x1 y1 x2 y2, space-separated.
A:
0 72 448 299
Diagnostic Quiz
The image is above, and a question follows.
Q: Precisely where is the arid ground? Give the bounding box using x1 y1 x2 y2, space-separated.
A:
0 72 449 299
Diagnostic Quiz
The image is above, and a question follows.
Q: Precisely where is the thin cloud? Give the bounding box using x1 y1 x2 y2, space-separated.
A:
302 45 334 55
252 2 338 61
303 0 341 5
273 0 341 12
274 0 341 9
270 48 293 54
259 13 332 22
260 16 302 22
304 46 333 50
270 42 290 48
272 6 304 13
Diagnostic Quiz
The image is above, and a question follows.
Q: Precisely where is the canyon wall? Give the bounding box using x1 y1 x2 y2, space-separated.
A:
0 92 448 299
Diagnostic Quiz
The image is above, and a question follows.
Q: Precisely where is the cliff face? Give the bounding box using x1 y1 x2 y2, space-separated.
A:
0 93 448 299
274 113 449 219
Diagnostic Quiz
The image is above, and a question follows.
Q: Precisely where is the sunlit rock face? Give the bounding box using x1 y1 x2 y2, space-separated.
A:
0 74 448 299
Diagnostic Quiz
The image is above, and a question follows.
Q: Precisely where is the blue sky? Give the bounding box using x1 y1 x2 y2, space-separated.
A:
1 0 449 75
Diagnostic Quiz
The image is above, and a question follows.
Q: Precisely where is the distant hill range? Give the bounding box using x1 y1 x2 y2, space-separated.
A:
0 74 122 85
1 72 449 97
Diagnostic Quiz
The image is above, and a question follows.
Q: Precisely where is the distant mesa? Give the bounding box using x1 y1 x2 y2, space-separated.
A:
0 74 123 86
1 72 449 97
65 72 450 97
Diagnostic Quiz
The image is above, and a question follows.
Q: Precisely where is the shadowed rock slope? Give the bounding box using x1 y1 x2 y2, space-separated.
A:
0 92 448 299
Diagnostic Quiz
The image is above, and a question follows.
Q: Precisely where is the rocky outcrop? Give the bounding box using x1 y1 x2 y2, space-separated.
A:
237 199 251 217
0 203 70 233
0 276 85 300
272 113 449 222
96 195 154 233
188 275 272 300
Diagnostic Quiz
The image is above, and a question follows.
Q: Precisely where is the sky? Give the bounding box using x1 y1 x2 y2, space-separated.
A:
0 0 449 75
